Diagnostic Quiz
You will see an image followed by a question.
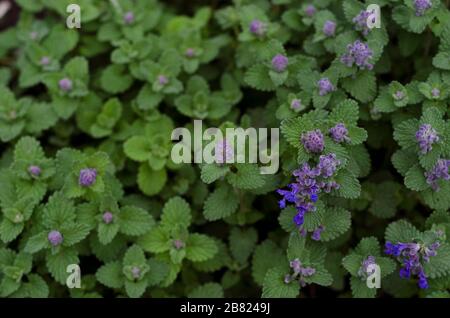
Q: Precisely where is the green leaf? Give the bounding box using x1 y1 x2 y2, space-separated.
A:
0 220 24 244
226 164 265 190
385 220 421 243
432 52 450 70
161 197 191 229
392 149 418 176
347 145 371 178
393 119 419 149
203 184 239 221
147 258 168 286
229 227 258 265
350 276 377 298
98 223 120 245
138 227 171 254
124 136 150 162
193 240 231 273
62 223 91 246
347 127 368 145
0 277 21 297
119 206 154 236
42 192 76 229
262 266 299 298
423 244 450 278
43 27 79 59
100 64 133 94
252 240 286 286
200 164 229 184
342 254 363 277
368 182 400 219
137 164 167 196
24 274 49 298
186 234 218 262
46 249 79 285
188 283 224 298
334 170 361 199
64 56 88 81
278 206 297 233
244 64 276 91
123 245 146 266
305 265 333 287
96 261 124 289
24 232 48 254
329 99 359 126
404 164 428 191
320 207 352 241
341 71 377 103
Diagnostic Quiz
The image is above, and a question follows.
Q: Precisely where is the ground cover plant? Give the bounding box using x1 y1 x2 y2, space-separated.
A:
0 0 450 298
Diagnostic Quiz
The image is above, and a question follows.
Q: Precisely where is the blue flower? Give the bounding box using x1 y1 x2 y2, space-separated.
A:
385 240 439 289
277 153 341 227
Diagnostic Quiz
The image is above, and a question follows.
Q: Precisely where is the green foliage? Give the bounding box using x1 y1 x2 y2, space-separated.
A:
1 0 450 299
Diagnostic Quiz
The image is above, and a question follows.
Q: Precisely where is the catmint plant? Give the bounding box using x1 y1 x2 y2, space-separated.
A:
1 0 450 300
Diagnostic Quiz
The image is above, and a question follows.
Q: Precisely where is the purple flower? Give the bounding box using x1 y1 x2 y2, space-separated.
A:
431 88 440 98
59 78 73 92
48 230 63 246
131 266 141 279
425 159 450 191
78 168 97 187
414 0 432 16
102 211 114 224
249 19 266 36
124 11 135 24
29 31 38 40
415 124 439 154
385 240 439 289
317 77 335 96
385 241 402 256
418 270 428 289
185 48 195 58
304 5 316 17
293 212 305 227
318 180 340 193
357 256 377 279
158 75 168 85
290 259 302 274
323 20 336 37
423 242 440 262
290 99 302 110
271 54 289 72
284 274 293 284
40 56 50 66
301 129 324 153
301 267 316 277
277 152 341 227
173 239 185 250
329 123 350 144
341 40 373 70
311 225 324 241
28 165 41 177
393 90 405 101
285 258 316 285
317 153 341 178
353 10 371 36
215 139 234 164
